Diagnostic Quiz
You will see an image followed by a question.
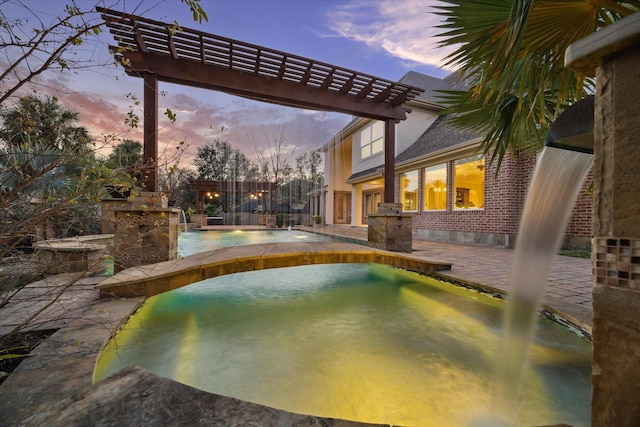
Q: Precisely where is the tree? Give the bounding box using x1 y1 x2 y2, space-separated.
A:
281 150 323 206
0 95 106 248
158 139 195 209
104 139 143 170
250 128 294 209
250 128 296 214
194 139 257 214
296 150 322 185
194 139 256 181
0 1 207 106
102 139 145 190
434 0 639 167
0 0 209 374
1 95 92 153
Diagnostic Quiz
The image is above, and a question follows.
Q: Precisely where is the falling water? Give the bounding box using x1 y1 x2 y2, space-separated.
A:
179 209 188 233
491 146 593 425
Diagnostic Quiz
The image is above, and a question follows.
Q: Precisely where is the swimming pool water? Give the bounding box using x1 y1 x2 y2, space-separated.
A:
95 263 591 426
177 230 340 257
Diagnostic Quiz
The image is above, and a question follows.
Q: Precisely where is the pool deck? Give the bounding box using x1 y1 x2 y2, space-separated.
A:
0 225 593 426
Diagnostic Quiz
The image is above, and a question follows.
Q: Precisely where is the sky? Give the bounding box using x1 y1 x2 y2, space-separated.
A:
1 0 456 164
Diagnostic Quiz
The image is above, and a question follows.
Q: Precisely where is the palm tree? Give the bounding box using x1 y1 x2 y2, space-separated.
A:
0 95 96 201
0 95 92 153
434 0 640 167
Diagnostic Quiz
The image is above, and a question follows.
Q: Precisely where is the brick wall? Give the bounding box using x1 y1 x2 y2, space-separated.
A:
396 149 592 248
566 169 593 236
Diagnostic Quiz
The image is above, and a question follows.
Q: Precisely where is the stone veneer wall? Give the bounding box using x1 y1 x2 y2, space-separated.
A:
113 208 180 272
590 41 640 426
100 199 129 234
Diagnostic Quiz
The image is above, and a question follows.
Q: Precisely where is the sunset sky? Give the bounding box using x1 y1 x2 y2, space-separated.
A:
2 0 455 163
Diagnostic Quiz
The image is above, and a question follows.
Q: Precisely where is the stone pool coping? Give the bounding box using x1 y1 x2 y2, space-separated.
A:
96 241 452 298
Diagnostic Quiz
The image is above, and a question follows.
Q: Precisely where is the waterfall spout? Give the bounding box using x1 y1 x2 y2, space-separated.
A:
545 95 594 154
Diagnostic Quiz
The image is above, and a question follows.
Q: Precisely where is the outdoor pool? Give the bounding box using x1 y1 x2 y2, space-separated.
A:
94 261 591 426
177 229 342 257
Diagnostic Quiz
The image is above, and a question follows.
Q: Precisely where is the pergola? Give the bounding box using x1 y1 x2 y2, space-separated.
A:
98 7 424 204
190 179 273 214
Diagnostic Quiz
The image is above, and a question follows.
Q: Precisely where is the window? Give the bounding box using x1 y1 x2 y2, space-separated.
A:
454 155 484 209
400 170 419 212
423 163 447 211
364 191 382 216
360 121 384 159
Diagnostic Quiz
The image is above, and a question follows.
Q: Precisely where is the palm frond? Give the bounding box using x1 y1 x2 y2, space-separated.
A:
434 0 638 166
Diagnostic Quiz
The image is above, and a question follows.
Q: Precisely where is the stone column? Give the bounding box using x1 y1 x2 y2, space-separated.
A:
367 203 412 253
112 192 180 272
565 12 640 426
100 199 129 234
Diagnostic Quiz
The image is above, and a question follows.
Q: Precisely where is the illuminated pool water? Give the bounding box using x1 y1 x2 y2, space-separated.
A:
95 263 590 426
177 229 339 257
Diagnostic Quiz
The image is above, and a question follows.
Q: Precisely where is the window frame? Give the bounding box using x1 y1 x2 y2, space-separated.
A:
360 121 384 160
453 155 485 210
423 163 448 211
400 169 419 212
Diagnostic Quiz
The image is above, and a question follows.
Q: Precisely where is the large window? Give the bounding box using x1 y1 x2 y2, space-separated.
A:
400 170 419 212
423 163 447 211
454 155 484 209
360 121 384 159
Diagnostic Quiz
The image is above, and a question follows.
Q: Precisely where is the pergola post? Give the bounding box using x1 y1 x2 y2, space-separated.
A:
367 118 412 253
383 119 396 203
143 72 158 192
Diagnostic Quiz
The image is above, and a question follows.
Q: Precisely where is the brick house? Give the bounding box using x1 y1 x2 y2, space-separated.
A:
313 71 592 249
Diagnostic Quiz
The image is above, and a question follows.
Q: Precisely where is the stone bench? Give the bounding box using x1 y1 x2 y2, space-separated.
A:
33 235 113 275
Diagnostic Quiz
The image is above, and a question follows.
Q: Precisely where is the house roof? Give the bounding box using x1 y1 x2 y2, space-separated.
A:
346 166 383 184
395 115 481 164
397 71 455 104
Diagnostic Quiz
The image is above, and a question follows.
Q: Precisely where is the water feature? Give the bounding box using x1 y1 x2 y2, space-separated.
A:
491 97 595 425
491 146 593 425
178 209 188 233
94 263 591 426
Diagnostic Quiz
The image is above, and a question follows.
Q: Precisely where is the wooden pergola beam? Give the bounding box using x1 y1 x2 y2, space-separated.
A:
121 51 412 122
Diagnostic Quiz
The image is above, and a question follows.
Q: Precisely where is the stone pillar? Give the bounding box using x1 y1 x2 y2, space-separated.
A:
100 199 129 234
112 192 180 272
565 12 640 426
264 215 277 228
189 214 207 228
367 202 412 253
